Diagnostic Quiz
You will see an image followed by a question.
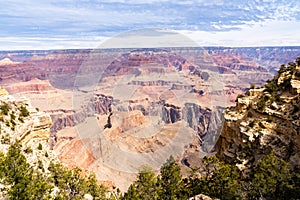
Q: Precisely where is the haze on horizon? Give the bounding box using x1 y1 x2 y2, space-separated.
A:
0 0 300 50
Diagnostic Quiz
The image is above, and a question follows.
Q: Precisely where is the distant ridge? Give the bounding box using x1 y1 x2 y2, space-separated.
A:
0 57 20 65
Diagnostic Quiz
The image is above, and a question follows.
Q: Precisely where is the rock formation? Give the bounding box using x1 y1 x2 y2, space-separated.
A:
189 194 219 200
0 87 57 172
216 59 300 171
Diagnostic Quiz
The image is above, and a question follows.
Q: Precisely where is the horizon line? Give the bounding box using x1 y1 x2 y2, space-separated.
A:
1 45 300 52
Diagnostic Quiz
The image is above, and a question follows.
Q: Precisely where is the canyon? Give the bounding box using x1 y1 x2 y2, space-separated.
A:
0 46 300 190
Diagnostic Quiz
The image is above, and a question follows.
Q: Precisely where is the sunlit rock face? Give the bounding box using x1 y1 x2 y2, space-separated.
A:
216 61 300 171
0 88 57 172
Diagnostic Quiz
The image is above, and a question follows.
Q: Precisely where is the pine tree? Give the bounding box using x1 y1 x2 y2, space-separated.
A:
122 165 158 200
30 172 52 200
208 162 240 199
48 163 87 199
0 143 52 199
3 143 34 199
135 165 158 200
85 173 107 200
191 156 241 199
158 155 184 200
122 184 139 200
249 151 291 199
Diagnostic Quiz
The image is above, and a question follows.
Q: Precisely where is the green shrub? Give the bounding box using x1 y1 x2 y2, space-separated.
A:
263 95 270 101
10 113 16 120
296 57 300 66
264 81 278 93
250 83 255 89
37 143 43 150
287 62 296 73
38 160 43 170
278 64 286 73
0 103 10 115
24 147 33 154
267 115 273 122
257 99 266 111
280 77 292 89
249 119 257 128
19 105 30 117
247 111 253 118
10 118 16 126
1 134 10 144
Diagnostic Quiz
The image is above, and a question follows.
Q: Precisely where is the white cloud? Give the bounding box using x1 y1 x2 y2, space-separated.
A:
1 19 300 50
177 20 300 47
0 0 299 49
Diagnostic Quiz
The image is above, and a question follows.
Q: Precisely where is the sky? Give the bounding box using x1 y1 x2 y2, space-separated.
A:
0 0 300 50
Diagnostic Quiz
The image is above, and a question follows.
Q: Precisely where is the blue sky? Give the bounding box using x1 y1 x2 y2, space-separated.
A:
0 0 300 50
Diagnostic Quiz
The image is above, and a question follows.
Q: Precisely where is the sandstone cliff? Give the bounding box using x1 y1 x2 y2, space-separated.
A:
216 58 300 171
0 87 57 171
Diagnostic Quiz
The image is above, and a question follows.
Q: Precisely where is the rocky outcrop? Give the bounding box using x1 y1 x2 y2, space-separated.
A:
50 94 113 133
0 88 57 172
0 58 20 65
0 93 52 144
111 99 223 149
162 103 181 124
189 194 219 200
216 59 300 170
5 78 54 94
114 99 224 153
0 86 8 96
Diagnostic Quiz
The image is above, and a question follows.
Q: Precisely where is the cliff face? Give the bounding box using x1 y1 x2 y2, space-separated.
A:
0 87 57 171
50 94 113 133
216 59 300 170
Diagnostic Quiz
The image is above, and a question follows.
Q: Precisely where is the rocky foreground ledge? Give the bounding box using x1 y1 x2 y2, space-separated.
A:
0 86 57 171
217 59 300 171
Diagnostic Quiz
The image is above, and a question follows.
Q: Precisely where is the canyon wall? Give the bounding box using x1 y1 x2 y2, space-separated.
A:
216 61 300 170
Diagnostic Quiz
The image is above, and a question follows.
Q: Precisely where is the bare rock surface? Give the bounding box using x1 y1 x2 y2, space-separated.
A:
0 88 58 172
216 61 300 170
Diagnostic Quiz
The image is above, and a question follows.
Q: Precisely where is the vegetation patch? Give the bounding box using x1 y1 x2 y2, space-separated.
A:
19 105 30 117
0 103 10 115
